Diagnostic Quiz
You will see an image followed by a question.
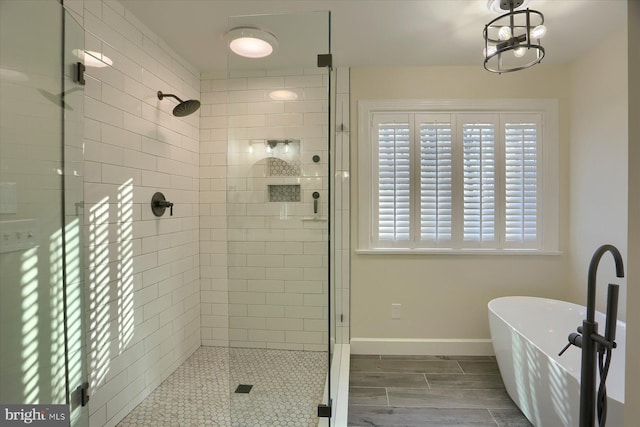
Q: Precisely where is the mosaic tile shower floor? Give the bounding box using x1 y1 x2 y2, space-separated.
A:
117 347 326 427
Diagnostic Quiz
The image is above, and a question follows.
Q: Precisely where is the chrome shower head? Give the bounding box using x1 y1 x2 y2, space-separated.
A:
157 91 200 117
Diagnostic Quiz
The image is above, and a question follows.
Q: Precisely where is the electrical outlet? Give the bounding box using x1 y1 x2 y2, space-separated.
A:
391 303 401 319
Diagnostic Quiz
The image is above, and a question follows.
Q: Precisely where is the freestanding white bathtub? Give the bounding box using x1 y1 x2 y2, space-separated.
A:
488 296 625 427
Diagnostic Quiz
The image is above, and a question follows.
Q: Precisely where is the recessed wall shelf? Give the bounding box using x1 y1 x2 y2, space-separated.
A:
268 184 301 202
302 216 328 222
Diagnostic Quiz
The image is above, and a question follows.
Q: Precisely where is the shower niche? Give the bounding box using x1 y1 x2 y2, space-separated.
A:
263 139 302 203
266 139 301 177
268 184 300 202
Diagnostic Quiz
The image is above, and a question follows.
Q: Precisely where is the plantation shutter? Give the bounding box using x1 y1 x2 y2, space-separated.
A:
374 114 412 244
418 116 453 245
504 116 541 248
461 116 497 246
366 107 546 251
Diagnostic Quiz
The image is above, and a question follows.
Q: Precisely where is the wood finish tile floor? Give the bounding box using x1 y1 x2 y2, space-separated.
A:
348 355 533 427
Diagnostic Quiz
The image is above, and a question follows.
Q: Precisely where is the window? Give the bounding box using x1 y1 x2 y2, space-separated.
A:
358 100 559 253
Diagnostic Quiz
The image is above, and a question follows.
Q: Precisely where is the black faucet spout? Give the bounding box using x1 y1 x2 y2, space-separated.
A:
586 244 624 322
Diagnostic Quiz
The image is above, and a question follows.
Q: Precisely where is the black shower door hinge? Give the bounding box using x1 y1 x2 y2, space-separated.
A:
75 62 86 85
317 53 332 69
317 399 332 418
75 382 89 407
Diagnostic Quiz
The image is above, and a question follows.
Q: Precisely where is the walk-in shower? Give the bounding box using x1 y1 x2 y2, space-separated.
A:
113 8 349 427
220 10 346 426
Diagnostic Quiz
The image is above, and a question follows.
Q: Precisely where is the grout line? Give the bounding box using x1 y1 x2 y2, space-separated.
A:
457 360 465 373
349 401 391 408
424 373 431 389
487 408 501 426
385 387 390 406
389 386 436 391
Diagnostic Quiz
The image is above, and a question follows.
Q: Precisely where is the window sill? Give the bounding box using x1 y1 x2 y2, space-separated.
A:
355 248 563 256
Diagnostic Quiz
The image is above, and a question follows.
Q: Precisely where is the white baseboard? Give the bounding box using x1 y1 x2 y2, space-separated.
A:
350 338 494 356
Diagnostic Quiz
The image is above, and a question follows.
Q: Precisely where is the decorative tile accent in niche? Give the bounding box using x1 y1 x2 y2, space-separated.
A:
267 140 301 176
268 184 301 202
268 157 301 176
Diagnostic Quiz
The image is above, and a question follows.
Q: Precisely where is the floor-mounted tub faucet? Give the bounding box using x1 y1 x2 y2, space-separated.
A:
560 244 624 427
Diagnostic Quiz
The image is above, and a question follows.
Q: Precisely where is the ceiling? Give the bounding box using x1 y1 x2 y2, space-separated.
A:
120 0 627 72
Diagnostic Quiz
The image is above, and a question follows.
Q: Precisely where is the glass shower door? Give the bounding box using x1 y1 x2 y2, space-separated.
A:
0 2 88 425
63 8 89 427
225 11 332 426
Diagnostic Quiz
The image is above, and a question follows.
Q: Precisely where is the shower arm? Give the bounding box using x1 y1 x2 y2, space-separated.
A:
157 91 184 103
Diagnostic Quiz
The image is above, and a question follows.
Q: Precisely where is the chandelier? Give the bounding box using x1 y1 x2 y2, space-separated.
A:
483 0 547 73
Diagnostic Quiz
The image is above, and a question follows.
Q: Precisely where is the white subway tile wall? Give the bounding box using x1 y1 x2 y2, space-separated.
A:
199 69 229 349
200 68 331 351
76 1 201 426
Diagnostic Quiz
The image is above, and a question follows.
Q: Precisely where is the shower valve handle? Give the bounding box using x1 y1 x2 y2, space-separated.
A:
161 201 174 216
151 192 174 217
156 200 174 213
162 202 173 216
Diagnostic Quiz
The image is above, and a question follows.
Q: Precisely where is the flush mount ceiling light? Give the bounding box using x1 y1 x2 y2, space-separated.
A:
228 26 278 59
483 0 546 73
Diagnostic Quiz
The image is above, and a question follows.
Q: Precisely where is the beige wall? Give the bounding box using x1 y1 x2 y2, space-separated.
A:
568 29 628 320
625 1 640 425
349 66 571 345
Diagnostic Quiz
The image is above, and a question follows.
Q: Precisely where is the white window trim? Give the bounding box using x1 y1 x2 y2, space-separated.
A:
357 99 560 254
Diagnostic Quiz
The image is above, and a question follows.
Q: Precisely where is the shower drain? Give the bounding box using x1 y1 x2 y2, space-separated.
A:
234 384 253 394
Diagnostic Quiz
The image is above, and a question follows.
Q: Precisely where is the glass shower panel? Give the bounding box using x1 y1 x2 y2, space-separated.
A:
329 66 351 425
0 2 88 425
328 65 341 424
226 11 331 426
0 0 66 405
